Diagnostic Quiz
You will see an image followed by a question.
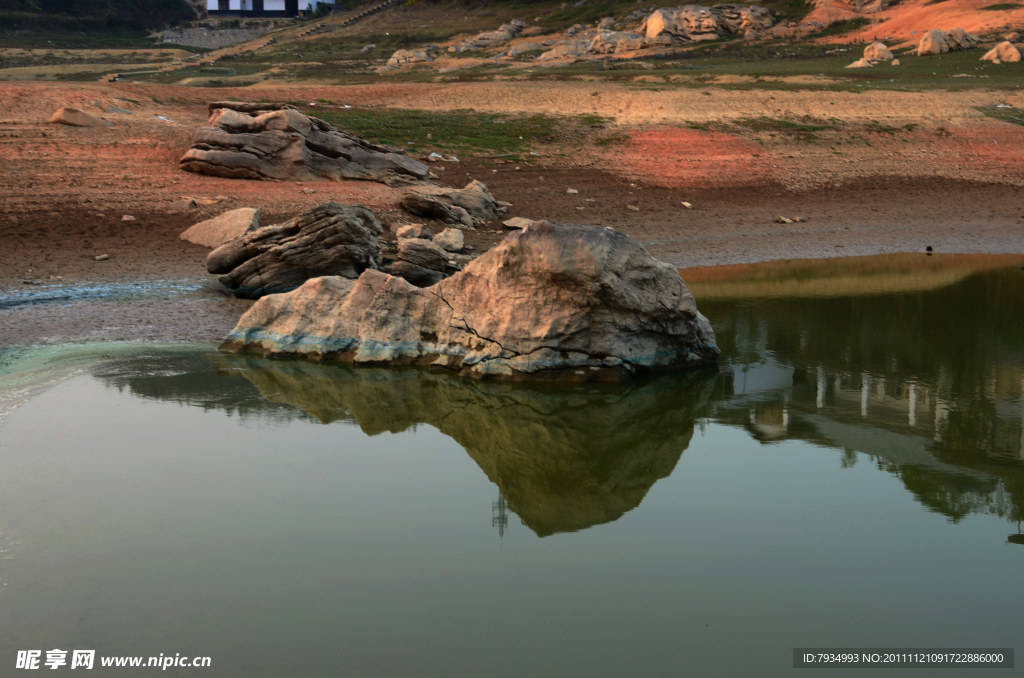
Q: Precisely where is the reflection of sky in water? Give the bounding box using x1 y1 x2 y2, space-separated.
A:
0 255 1022 677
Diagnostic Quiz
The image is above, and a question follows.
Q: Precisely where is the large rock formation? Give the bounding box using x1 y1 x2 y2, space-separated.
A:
219 355 715 535
221 221 720 380
49 107 112 128
178 102 430 186
207 202 382 299
640 4 773 41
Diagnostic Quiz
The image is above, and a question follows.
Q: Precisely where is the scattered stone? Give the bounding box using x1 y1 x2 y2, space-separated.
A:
891 58 900 66
401 180 499 227
49 107 112 128
567 188 579 194
206 203 382 299
222 221 720 379
361 44 376 51
303 187 315 194
434 228 465 252
179 102 430 186
94 254 110 261
169 199 197 212
627 205 641 211
180 207 260 248
981 41 1021 63
846 58 874 68
681 201 693 209
503 217 536 229
776 216 793 224
121 215 136 221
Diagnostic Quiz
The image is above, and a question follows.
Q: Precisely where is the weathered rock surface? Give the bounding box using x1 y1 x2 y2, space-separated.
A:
207 202 382 299
640 4 773 41
180 207 260 248
863 41 894 61
179 102 430 186
400 180 499 227
220 355 715 535
503 217 536 229
394 223 433 241
447 18 527 54
918 28 979 56
434 228 464 252
49 107 112 127
981 41 1022 63
845 58 874 68
221 221 720 380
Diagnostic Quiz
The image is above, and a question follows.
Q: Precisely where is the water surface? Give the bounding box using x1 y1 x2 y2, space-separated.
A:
1 253 1022 677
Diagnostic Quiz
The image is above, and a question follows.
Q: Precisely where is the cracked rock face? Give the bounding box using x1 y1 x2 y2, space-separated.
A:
179 102 430 186
221 221 720 380
207 202 382 299
400 180 499 227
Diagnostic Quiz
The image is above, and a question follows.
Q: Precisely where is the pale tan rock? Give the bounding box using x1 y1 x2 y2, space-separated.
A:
222 221 720 380
169 198 197 212
845 58 875 68
945 27 978 50
49 107 112 128
981 41 1022 63
180 207 260 248
503 217 536 229
918 29 948 56
891 58 900 66
863 41 893 61
395 224 433 241
434 228 465 252
401 180 498 226
641 4 773 41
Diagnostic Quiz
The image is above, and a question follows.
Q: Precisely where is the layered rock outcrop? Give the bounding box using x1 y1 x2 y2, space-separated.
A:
222 221 720 380
207 202 382 299
981 41 1022 63
179 102 430 185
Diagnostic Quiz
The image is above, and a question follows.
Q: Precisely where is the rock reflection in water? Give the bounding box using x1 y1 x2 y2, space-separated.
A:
217 355 717 537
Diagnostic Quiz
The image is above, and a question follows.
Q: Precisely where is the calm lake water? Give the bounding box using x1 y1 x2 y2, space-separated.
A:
1 254 1023 677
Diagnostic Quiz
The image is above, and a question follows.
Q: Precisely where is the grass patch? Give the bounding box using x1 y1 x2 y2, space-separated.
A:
977 105 1024 126
316 107 612 156
733 116 831 139
812 17 871 38
980 2 1021 9
864 121 918 134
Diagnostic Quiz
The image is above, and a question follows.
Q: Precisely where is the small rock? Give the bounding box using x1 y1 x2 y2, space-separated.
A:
303 187 315 194
627 205 640 211
395 223 433 241
49 107 112 128
567 188 579 194
434 227 465 252
681 201 693 209
891 58 900 66
94 254 110 261
503 217 536 229
776 216 793 224
121 215 136 221
169 199 197 212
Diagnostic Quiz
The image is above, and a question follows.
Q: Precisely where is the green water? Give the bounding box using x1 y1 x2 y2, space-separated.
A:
0 255 1022 677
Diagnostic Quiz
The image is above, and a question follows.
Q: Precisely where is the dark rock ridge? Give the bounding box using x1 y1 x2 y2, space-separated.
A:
207 202 382 300
179 102 430 185
221 221 720 380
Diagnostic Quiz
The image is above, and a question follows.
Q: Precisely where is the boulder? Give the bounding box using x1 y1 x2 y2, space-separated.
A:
863 41 893 61
397 238 448 271
589 31 647 54
221 221 721 380
207 202 382 299
508 41 544 57
400 180 499 226
891 58 900 66
981 41 1022 63
640 4 773 41
385 49 432 70
49 107 112 128
178 102 429 186
503 217 537 229
434 227 465 252
180 207 260 248
918 28 978 56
